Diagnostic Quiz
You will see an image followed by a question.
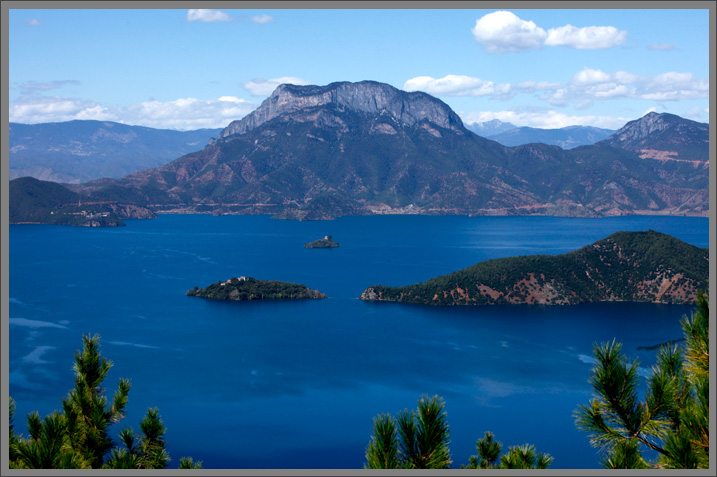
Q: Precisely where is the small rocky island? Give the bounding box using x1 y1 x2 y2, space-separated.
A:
304 235 339 248
187 276 327 301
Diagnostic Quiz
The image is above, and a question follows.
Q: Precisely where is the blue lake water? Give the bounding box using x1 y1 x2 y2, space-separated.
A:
8 214 709 469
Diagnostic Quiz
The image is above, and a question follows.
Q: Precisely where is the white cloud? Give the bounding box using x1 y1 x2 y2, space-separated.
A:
404 75 497 96
252 14 274 24
10 96 113 123
405 68 708 109
648 43 677 51
187 9 232 23
460 109 629 130
471 11 547 54
639 72 709 100
9 95 259 130
545 24 627 49
26 19 42 26
571 68 612 85
472 11 627 53
243 77 312 96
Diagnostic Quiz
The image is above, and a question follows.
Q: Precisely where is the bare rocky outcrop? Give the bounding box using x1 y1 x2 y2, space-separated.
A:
215 81 466 140
106 203 158 219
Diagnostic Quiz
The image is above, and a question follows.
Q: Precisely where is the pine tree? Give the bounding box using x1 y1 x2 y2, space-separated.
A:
574 290 709 468
61 333 130 468
461 431 553 469
9 333 202 469
365 395 451 469
103 408 170 469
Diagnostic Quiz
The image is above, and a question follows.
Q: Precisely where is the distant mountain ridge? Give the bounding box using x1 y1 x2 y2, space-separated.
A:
9 120 223 183
465 119 517 137
39 80 710 220
360 230 708 306
486 125 615 149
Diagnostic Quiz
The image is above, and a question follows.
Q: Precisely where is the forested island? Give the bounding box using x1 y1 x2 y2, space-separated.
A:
187 276 327 301
304 235 340 248
360 230 708 306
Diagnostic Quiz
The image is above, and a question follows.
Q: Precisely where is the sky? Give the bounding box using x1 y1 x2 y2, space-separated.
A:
7 5 712 131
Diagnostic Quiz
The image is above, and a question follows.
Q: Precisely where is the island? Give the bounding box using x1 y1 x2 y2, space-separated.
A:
304 235 340 248
187 276 327 301
359 230 708 306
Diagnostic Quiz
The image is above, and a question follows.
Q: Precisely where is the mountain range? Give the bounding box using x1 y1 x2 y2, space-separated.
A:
360 230 709 306
10 80 710 223
483 124 616 149
9 120 222 183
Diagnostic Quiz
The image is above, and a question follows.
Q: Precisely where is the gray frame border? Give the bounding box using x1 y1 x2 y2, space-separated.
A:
1 1 715 476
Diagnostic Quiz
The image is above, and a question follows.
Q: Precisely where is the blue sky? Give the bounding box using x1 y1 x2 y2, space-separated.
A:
7 6 711 131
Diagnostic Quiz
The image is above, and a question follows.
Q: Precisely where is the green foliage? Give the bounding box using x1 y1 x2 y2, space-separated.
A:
179 456 204 469
366 395 553 470
187 276 326 301
60 334 130 467
364 414 400 469
461 431 553 469
574 290 709 468
104 408 170 469
9 334 201 469
364 395 451 469
12 410 88 469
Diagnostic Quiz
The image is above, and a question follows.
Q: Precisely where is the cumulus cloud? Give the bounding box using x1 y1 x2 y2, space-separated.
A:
471 11 627 53
10 94 259 130
545 24 627 49
567 68 708 103
404 75 499 96
10 96 113 124
404 68 708 108
187 9 232 22
243 77 312 96
252 14 274 24
124 96 257 129
403 75 562 101
471 11 547 54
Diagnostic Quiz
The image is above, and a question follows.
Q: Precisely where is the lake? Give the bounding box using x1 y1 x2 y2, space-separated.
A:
8 214 709 469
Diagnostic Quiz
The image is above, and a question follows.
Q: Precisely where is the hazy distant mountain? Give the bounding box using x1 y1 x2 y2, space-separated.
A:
465 119 517 137
9 120 223 183
486 125 615 149
600 112 709 163
66 81 708 220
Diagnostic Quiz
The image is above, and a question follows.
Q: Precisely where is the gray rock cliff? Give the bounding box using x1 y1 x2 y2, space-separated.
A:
215 80 466 141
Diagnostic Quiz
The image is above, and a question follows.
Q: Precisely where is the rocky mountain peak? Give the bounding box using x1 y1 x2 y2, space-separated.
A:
608 112 704 145
601 112 709 163
216 80 466 140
